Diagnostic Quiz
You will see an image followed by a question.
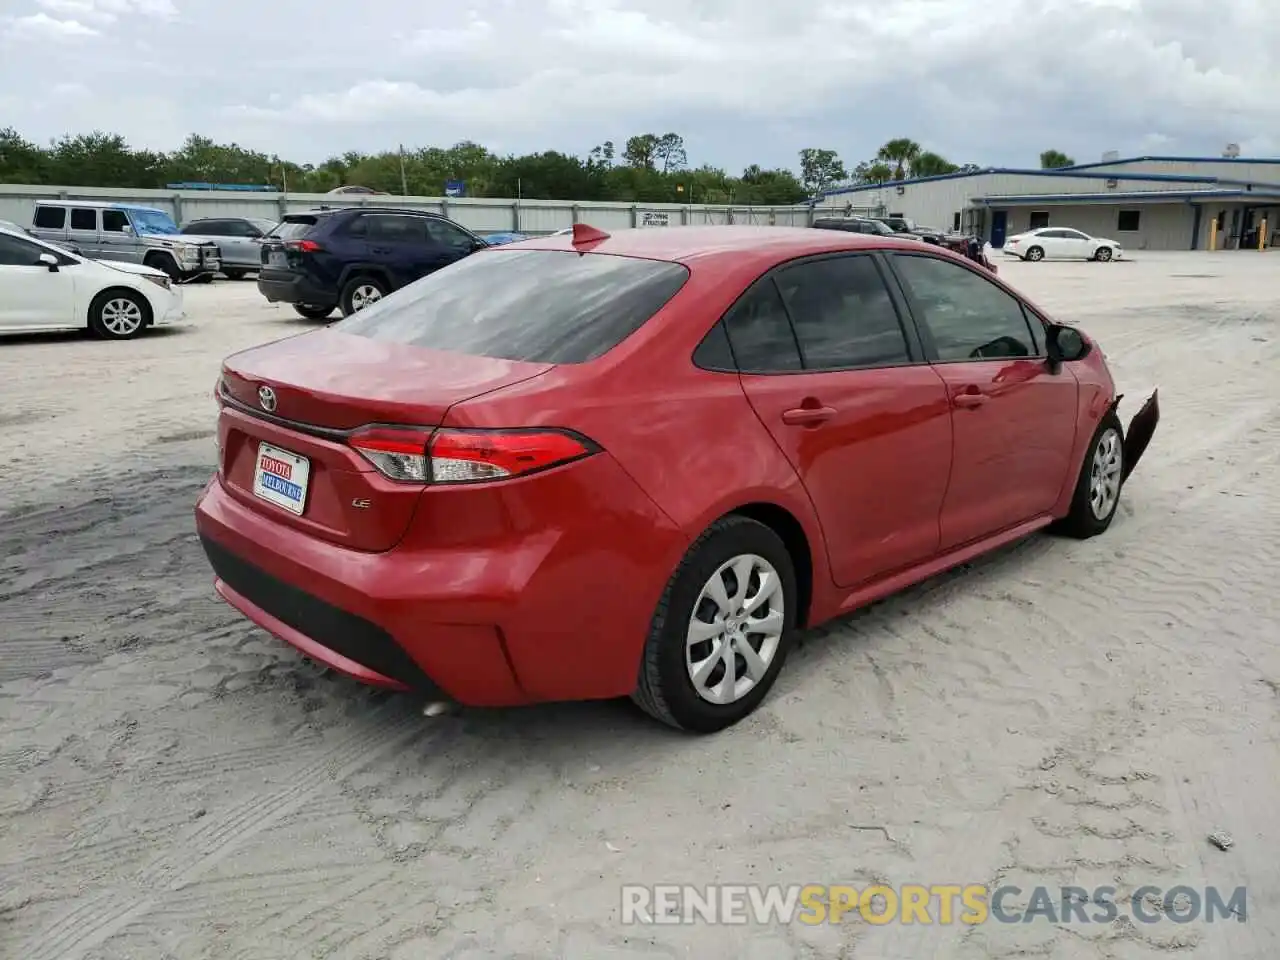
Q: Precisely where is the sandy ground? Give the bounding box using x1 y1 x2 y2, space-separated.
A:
1 251 1277 959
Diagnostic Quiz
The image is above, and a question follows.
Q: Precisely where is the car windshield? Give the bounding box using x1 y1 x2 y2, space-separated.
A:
127 208 180 235
248 218 277 234
334 249 690 365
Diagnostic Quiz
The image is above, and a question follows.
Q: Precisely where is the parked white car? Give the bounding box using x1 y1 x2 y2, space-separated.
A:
0 224 185 339
1004 227 1123 262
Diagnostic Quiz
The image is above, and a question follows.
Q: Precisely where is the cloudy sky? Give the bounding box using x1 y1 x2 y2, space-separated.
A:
1 0 1277 174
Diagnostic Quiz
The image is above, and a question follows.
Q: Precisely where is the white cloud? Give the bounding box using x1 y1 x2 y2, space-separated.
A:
5 12 98 38
34 0 176 23
2 0 1278 172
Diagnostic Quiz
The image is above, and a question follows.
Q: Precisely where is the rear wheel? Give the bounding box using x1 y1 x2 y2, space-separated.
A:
293 303 335 320
632 515 798 733
1094 246 1113 262
1025 245 1045 262
340 276 387 316
89 289 149 340
1052 410 1125 539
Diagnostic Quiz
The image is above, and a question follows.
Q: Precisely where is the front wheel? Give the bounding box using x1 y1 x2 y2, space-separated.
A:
144 253 181 281
340 276 387 316
1052 410 1124 539
223 268 248 281
1025 245 1045 262
632 515 798 733
89 290 149 340
1094 246 1113 262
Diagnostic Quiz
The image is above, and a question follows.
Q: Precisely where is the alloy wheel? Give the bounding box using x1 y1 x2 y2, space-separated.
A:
101 298 143 336
685 554 785 705
1089 428 1123 519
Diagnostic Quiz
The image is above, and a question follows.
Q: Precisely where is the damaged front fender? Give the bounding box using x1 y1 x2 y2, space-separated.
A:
1118 389 1159 483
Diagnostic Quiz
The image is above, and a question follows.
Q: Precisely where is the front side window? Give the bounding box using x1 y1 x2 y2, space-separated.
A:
0 233 44 266
334 249 689 364
773 255 911 370
890 254 1039 361
102 210 130 233
425 218 476 251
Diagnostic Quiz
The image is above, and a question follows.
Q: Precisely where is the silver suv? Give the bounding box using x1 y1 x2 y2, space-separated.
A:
29 201 220 282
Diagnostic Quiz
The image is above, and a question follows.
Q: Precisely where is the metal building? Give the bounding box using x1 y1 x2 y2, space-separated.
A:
818 154 1280 252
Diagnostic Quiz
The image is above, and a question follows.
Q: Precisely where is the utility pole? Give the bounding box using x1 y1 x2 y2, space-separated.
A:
399 145 409 196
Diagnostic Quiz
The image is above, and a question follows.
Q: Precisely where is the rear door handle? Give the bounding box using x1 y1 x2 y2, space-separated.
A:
781 405 836 426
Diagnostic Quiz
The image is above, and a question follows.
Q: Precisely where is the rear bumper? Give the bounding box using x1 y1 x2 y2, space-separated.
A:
257 271 335 307
193 456 687 706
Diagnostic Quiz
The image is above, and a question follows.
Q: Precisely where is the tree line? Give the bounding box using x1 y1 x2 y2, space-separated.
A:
0 127 1076 204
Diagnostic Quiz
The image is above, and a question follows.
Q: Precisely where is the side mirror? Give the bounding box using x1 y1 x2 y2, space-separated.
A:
38 252 59 271
470 237 488 250
1046 324 1088 366
121 225 134 236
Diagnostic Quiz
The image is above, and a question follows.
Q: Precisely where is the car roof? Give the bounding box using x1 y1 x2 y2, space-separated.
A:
509 225 930 268
35 200 168 214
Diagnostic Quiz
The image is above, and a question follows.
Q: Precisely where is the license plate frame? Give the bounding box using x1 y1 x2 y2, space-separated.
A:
252 441 310 516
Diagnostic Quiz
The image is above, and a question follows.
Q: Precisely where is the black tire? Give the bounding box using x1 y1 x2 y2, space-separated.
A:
293 303 335 320
632 515 799 733
1052 409 1125 539
88 289 150 340
1094 246 1113 262
144 253 180 281
340 275 387 316
189 273 214 284
223 268 248 281
1025 245 1045 262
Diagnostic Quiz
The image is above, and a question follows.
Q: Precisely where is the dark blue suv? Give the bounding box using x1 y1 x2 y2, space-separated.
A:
257 208 488 319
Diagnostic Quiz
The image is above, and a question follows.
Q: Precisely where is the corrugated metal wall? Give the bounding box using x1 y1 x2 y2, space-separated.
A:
0 184 875 234
1068 159 1280 185
996 203 1197 251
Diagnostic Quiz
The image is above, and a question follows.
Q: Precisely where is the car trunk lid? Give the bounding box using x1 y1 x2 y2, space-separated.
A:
216 329 553 551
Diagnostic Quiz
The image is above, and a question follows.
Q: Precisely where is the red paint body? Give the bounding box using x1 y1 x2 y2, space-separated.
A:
194 227 1121 706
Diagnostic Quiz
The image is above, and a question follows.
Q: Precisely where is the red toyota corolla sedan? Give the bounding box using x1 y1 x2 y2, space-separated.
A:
194 225 1159 733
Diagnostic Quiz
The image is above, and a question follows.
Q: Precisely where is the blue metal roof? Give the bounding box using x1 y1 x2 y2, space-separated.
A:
974 189 1280 205
818 166 1227 199
1061 155 1280 171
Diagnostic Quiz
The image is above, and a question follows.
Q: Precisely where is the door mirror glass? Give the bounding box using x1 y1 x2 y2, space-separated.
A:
38 252 59 270
1047 324 1086 362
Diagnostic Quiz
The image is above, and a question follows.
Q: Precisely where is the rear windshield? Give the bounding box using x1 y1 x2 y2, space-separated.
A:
269 216 322 240
333 249 690 364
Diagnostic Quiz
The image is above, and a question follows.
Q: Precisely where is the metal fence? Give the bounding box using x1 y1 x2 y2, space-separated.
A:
0 183 885 234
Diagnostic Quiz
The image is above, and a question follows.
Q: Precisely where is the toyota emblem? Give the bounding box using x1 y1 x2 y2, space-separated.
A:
258 385 277 412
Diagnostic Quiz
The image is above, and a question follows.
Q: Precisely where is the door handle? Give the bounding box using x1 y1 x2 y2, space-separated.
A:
781 404 836 426
953 389 987 408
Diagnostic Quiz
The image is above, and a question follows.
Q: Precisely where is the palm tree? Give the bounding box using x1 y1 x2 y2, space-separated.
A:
877 138 922 180
913 151 959 178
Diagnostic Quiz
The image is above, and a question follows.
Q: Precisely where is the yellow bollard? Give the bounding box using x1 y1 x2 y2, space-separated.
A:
1209 220 1217 251
1259 219 1268 250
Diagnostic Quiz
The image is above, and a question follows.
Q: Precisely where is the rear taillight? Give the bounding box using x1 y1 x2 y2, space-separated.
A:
347 426 598 484
349 426 432 482
285 239 322 253
429 428 597 483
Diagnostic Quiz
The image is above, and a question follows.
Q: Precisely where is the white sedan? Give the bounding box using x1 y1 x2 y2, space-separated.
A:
1003 227 1123 262
0 224 184 339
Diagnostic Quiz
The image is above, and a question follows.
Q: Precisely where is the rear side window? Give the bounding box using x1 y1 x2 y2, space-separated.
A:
34 206 66 229
70 208 97 231
270 216 320 240
774 255 911 369
334 249 689 364
366 214 428 242
720 278 802 373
